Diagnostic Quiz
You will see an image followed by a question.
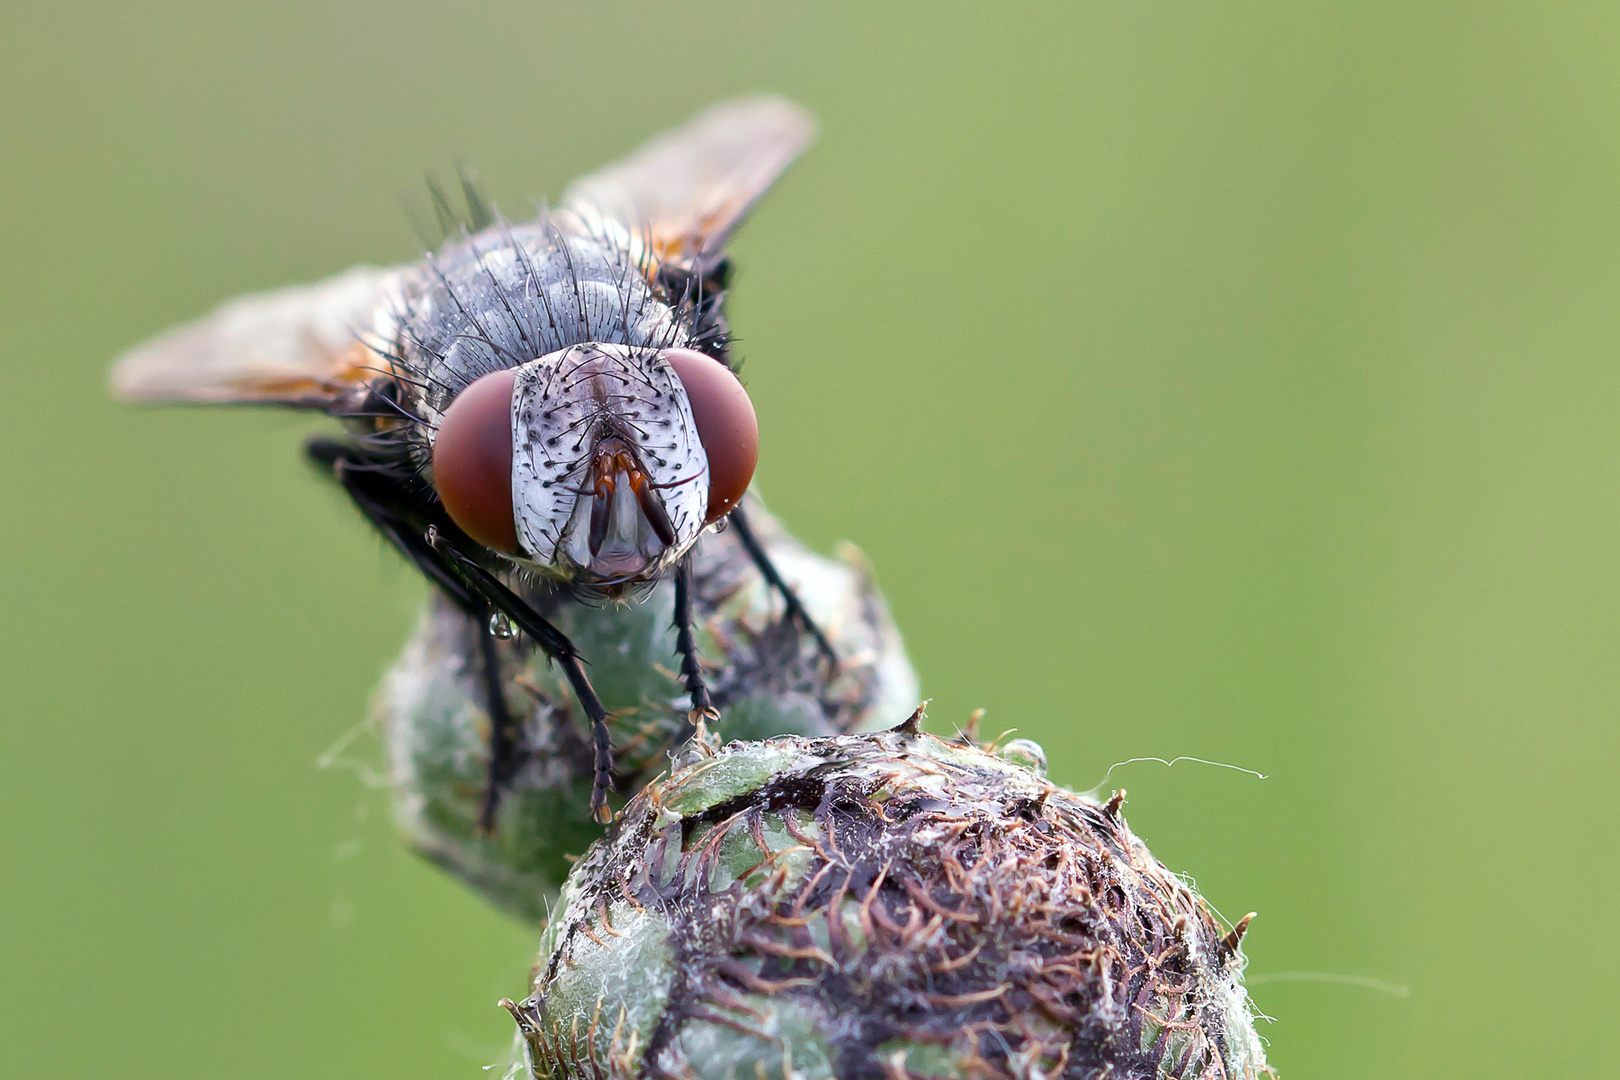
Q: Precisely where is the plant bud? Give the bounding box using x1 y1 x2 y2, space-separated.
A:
504 731 1269 1080
376 500 920 922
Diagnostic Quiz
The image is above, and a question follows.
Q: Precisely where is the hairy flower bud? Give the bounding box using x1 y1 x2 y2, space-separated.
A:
376 500 919 921
503 731 1269 1080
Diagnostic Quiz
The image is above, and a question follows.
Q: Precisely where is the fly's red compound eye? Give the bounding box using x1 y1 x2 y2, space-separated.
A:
664 348 758 523
431 368 520 554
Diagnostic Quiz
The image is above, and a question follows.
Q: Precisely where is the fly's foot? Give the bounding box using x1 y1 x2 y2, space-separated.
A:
589 762 615 824
683 714 722 758
669 699 719 749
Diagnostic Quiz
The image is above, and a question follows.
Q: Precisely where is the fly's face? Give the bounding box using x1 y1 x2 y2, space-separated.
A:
430 343 758 589
513 344 713 583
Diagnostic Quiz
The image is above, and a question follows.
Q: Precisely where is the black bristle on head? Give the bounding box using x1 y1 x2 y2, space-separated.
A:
458 164 494 232
414 165 498 248
655 260 732 364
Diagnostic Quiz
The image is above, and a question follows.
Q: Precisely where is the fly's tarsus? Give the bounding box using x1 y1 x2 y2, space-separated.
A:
671 554 717 747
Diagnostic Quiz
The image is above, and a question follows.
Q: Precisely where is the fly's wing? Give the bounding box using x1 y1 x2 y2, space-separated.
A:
561 97 816 271
108 265 405 408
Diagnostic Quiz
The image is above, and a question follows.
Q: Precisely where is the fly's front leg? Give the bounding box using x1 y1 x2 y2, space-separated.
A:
426 532 616 824
307 436 617 825
671 553 717 744
728 505 839 670
474 621 522 834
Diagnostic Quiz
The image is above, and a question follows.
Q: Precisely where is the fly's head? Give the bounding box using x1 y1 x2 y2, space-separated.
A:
428 343 757 592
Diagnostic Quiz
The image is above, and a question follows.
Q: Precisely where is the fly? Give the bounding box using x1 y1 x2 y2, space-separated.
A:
109 98 836 826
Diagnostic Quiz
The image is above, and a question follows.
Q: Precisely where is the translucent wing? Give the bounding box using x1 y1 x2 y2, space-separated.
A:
562 97 816 269
108 265 404 407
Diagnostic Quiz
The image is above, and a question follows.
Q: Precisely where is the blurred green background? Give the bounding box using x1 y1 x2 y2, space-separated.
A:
3 2 1617 1076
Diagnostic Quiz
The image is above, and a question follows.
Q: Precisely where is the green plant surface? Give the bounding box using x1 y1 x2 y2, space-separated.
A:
512 731 1267 1080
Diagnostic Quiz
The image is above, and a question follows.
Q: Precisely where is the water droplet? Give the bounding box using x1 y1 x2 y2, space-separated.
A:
996 738 1047 777
488 612 516 640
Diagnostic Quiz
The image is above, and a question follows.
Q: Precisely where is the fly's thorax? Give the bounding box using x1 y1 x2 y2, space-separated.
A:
511 344 709 584
399 222 685 423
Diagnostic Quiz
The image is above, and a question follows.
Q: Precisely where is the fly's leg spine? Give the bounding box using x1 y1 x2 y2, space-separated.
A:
728 504 839 671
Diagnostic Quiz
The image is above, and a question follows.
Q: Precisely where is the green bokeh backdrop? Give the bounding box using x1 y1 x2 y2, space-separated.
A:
4 3 1617 1077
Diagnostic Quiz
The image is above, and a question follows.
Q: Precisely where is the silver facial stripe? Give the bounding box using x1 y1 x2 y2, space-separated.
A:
511 344 709 576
